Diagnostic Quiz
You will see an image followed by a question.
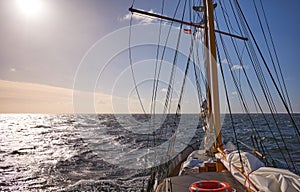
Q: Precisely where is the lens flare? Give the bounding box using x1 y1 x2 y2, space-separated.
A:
16 0 44 18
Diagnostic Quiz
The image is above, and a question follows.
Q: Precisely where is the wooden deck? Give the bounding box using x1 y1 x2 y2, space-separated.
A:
158 172 247 192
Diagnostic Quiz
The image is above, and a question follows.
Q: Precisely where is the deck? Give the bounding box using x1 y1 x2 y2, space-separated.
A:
157 172 247 192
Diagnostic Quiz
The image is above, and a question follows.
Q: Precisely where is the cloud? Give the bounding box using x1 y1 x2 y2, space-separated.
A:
121 9 158 24
0 80 73 113
0 80 113 114
231 65 244 71
161 88 168 93
221 59 228 64
0 80 158 114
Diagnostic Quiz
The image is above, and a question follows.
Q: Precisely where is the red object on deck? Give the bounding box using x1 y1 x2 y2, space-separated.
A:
189 180 232 192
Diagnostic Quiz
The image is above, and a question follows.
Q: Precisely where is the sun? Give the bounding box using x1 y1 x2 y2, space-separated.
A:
16 0 44 18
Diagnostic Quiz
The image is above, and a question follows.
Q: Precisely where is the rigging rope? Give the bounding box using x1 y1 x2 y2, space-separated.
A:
148 0 183 144
235 0 299 172
216 16 270 164
151 0 182 122
252 0 287 109
128 15 147 115
150 0 165 117
215 33 245 172
234 0 300 136
147 0 199 189
258 0 294 113
257 0 300 145
218 0 277 165
163 0 188 160
252 0 300 166
233 0 299 173
220 0 279 166
221 0 291 168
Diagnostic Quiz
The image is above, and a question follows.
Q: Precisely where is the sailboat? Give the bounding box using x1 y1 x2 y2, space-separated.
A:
127 0 300 191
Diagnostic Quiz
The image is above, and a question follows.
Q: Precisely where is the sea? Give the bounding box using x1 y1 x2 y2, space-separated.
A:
0 114 299 191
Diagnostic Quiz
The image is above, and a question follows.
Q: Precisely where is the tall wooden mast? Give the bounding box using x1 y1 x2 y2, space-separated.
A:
206 0 222 149
128 0 242 151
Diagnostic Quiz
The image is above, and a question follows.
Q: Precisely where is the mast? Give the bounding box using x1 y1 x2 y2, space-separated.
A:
202 0 214 152
128 0 242 151
206 0 222 149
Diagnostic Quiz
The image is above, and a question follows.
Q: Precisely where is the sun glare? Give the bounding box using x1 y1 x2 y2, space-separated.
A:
16 0 44 18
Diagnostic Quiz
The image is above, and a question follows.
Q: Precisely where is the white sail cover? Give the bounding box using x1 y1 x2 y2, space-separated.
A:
216 150 300 192
215 151 300 192
250 167 300 192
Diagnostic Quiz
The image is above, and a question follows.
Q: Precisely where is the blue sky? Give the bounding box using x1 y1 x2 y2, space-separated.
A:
0 0 299 113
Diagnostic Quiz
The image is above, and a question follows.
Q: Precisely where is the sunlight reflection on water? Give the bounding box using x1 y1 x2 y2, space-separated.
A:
0 114 299 191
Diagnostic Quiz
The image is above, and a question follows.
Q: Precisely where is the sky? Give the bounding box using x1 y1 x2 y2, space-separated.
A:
0 0 300 113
